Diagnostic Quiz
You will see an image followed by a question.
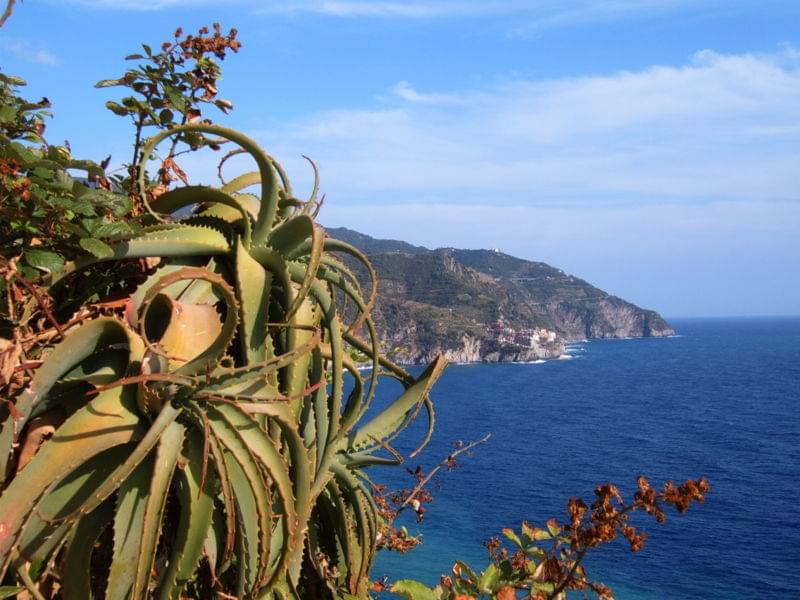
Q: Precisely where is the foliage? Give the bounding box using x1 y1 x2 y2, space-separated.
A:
0 73 135 281
0 20 446 597
389 477 709 600
0 14 708 600
0 111 447 597
97 23 241 187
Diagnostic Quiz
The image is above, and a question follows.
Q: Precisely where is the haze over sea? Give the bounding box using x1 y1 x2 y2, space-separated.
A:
371 317 800 599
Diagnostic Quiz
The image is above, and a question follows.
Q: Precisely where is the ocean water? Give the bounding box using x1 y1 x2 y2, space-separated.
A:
368 317 800 598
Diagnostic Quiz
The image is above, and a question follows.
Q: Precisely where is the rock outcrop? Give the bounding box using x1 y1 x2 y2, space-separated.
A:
328 227 674 365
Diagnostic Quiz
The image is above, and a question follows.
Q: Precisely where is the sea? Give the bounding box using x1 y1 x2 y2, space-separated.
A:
367 317 800 599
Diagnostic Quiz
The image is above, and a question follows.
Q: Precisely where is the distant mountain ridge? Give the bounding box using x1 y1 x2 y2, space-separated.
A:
327 227 674 364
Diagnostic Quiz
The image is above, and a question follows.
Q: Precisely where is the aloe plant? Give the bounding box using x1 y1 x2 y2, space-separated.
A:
0 123 445 598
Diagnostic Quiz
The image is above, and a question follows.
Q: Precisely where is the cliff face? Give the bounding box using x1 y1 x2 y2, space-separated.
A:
327 228 674 364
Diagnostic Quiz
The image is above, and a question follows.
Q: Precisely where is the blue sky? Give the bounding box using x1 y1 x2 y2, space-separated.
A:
2 1 799 317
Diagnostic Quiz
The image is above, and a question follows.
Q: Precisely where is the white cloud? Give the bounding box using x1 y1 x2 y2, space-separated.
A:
391 81 461 104
56 0 743 31
256 48 800 207
56 0 237 9
1 39 59 65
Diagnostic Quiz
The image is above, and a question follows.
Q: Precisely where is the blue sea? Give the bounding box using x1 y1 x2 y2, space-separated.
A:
368 317 800 599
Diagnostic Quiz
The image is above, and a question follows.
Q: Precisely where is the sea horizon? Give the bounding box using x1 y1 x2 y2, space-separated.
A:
373 315 800 598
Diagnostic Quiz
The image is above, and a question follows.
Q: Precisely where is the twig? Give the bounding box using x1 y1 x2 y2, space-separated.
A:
11 274 65 340
400 433 491 511
16 559 47 600
0 0 16 28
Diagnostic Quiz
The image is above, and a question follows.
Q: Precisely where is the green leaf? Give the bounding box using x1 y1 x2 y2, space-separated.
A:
95 78 123 88
502 527 523 548
547 520 561 536
532 528 552 541
521 521 535 543
24 248 64 273
0 106 18 123
82 188 133 217
477 563 501 593
81 217 134 239
389 580 440 600
79 238 114 259
350 355 446 451
105 100 130 116
159 109 174 125
124 54 145 60
166 92 186 113
0 73 26 85
106 453 155 599
156 428 215 600
0 587 23 599
0 386 141 576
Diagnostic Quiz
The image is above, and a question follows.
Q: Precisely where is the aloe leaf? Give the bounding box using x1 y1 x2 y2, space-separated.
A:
349 355 447 452
132 420 185 599
210 402 309 583
317 237 379 324
323 478 360 593
150 185 252 247
235 238 272 364
345 330 414 385
316 482 350 578
137 124 278 245
221 171 261 197
203 374 284 402
60 499 116 600
157 428 215 600
284 271 344 459
106 452 156 599
57 350 130 387
0 317 144 479
54 224 231 284
206 406 272 593
0 386 141 577
205 426 236 570
248 246 294 316
410 394 436 459
283 298 318 417
53 401 182 526
313 260 381 408
332 463 376 594
268 216 324 321
18 444 133 564
323 345 365 441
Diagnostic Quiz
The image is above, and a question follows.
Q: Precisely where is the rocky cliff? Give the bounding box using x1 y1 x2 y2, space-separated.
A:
327 228 674 364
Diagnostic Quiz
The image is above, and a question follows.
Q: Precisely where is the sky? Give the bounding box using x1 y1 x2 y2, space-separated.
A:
1 0 799 317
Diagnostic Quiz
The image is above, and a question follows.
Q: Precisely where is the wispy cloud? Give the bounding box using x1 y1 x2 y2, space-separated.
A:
259 48 800 207
261 0 725 21
1 38 59 65
57 0 741 32
391 81 462 104
55 0 248 10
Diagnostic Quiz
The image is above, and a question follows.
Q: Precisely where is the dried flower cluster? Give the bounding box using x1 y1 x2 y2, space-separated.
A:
391 476 709 600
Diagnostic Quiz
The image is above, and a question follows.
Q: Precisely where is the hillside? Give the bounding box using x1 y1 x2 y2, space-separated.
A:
327 227 674 364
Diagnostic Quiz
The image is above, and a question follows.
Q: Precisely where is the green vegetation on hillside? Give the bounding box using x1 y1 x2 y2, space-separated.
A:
328 228 673 363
